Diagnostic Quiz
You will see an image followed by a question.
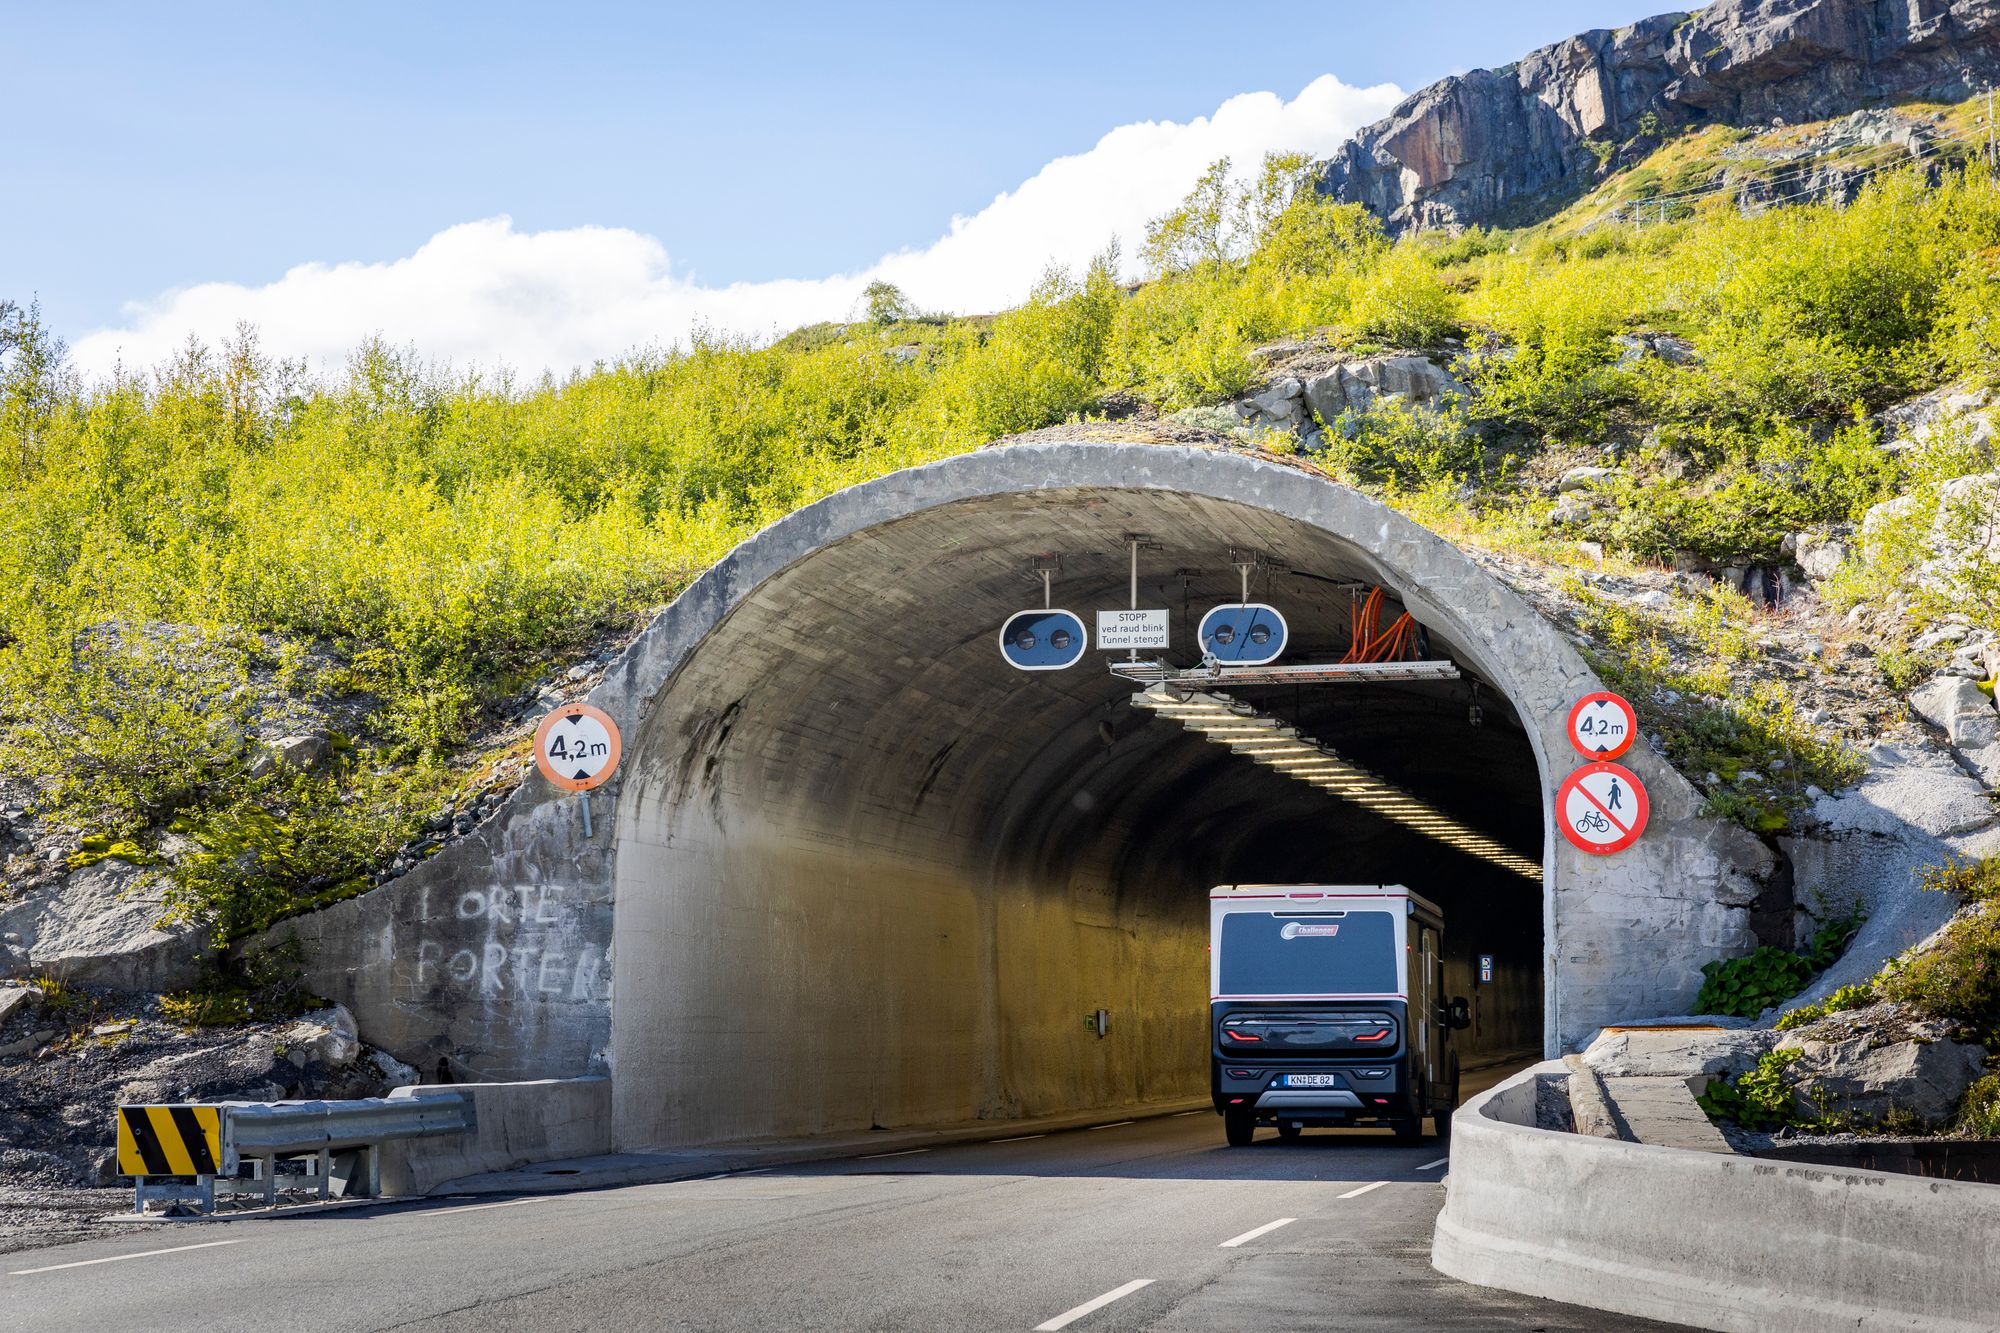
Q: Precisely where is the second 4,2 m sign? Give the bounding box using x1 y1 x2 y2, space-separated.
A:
1557 762 1648 855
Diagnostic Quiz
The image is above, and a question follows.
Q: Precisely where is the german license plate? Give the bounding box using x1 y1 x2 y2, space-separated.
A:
1282 1074 1340 1088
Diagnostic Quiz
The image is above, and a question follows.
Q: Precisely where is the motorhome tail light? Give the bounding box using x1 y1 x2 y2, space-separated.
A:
1229 1097 1246 1104
1354 1028 1390 1042
1223 1030 1262 1041
1224 1069 1259 1079
1372 1098 1390 1105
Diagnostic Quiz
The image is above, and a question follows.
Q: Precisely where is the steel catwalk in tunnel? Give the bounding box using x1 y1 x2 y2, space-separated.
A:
612 485 1545 1148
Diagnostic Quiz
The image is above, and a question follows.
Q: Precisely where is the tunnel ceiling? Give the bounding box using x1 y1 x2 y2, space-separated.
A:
630 484 1544 910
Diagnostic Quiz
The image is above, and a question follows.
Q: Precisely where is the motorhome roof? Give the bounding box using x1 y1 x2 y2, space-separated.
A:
1208 884 1441 917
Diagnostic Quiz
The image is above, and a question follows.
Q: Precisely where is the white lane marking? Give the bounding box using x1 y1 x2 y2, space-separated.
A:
10 1238 246 1275
1337 1180 1390 1200
992 1133 1046 1143
1173 1109 1207 1116
1218 1217 1296 1249
1416 1157 1449 1171
1034 1278 1155 1330
437 1198 546 1214
1085 1120 1134 1130
858 1148 929 1160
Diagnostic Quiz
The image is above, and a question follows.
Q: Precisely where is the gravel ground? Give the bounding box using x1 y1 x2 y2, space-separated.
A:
0 985 410 1257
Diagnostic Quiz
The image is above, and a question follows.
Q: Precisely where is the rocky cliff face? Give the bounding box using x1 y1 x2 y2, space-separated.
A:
1316 0 2000 230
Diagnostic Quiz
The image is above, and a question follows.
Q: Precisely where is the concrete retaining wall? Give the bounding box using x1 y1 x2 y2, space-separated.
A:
377 1076 611 1195
1434 1063 2000 1332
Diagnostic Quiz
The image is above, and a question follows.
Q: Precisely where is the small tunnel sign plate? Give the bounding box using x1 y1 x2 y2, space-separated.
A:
1095 608 1169 651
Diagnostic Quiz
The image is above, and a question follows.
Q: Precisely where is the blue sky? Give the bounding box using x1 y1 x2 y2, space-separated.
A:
4 2 1672 371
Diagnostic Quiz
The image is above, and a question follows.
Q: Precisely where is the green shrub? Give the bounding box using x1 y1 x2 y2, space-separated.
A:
1699 1049 1810 1130
166 766 445 943
1876 874 2000 1035
1697 947 1817 1018
1954 1074 2000 1137
1775 981 1876 1030
1347 245 1461 347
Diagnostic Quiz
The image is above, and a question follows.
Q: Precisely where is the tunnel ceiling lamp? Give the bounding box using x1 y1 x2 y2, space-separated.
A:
1130 684 1542 883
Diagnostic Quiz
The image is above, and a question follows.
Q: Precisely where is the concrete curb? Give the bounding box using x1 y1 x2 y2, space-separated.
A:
427 1096 1213 1196
1433 1062 2000 1333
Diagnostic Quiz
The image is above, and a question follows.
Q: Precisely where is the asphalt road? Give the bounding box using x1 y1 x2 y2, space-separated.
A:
0 1108 1689 1332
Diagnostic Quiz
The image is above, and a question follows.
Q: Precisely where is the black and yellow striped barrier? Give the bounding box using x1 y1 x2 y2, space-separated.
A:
117 1104 228 1177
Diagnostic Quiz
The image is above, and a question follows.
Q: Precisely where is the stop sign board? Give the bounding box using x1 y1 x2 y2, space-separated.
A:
534 704 622 792
1567 691 1638 760
1557 762 1648 855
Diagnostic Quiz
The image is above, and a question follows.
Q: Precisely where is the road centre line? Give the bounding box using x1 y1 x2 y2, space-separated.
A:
1337 1180 1391 1199
1416 1157 1449 1171
1033 1278 1155 1330
992 1133 1047 1143
858 1148 929 1160
10 1239 246 1275
1085 1120 1134 1130
1218 1217 1296 1248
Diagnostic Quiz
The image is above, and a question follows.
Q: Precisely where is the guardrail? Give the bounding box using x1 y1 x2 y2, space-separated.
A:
118 1095 475 1216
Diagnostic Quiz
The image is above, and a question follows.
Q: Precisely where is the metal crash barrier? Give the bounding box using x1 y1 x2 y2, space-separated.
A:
117 1096 475 1216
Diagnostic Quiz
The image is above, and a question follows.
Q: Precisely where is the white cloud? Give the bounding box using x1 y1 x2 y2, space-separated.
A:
71 74 1401 379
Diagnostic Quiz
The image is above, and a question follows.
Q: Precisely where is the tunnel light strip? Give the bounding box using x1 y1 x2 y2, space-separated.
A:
1130 685 1542 883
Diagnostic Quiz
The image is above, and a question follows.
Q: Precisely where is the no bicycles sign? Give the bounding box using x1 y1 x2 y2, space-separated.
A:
1556 761 1648 855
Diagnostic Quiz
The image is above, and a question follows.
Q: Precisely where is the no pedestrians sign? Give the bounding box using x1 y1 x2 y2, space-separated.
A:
1557 761 1648 855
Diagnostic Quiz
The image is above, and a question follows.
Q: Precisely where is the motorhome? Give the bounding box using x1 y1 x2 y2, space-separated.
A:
1209 884 1468 1146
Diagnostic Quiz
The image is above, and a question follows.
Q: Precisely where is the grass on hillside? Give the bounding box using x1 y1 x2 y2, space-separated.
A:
4 115 2000 937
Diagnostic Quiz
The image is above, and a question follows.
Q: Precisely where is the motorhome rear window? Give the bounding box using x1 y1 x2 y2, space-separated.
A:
1218 910 1397 995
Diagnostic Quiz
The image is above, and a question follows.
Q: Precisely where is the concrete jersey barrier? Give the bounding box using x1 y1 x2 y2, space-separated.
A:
1432 1061 2000 1333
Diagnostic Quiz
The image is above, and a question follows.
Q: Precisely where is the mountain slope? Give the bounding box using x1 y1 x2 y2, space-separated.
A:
1315 0 2000 230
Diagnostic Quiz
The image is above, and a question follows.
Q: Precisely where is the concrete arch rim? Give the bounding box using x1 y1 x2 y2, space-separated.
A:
607 441 1597 1070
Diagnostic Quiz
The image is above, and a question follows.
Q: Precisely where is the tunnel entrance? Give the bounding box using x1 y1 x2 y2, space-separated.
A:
611 451 1552 1149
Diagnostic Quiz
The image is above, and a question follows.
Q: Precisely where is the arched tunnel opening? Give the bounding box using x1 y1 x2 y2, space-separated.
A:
611 478 1547 1149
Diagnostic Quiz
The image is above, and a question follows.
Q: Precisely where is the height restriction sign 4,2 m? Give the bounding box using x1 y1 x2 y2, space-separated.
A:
534 703 622 792
1557 762 1648 855
1566 690 1638 760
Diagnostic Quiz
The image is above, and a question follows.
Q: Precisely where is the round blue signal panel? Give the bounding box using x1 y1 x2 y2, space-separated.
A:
1198 603 1287 666
998 609 1088 671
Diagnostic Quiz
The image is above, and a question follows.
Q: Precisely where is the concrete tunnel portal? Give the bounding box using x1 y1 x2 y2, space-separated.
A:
610 445 1556 1149
289 442 1775 1153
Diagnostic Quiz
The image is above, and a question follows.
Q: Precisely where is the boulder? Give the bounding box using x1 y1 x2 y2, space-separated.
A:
1776 1004 1988 1126
1792 532 1848 582
283 1003 361 1068
1557 466 1618 493
1612 333 1702 367
249 730 334 778
0 983 37 1026
1910 674 2000 749
1580 1025 1776 1079
1301 354 1466 422
0 860 209 991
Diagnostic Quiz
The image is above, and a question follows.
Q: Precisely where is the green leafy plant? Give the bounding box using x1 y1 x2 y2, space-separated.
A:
1775 981 1876 1030
1698 1049 1812 1130
1696 946 1817 1017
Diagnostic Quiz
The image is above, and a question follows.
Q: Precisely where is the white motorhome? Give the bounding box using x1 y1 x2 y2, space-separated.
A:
1209 884 1467 1146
